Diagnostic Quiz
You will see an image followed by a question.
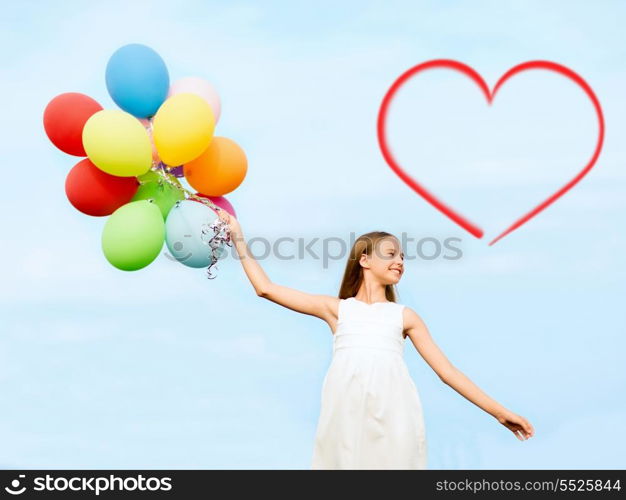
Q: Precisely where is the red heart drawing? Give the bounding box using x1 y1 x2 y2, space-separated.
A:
377 60 605 245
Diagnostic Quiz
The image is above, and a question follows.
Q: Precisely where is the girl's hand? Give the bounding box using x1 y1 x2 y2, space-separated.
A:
496 409 534 441
217 209 241 238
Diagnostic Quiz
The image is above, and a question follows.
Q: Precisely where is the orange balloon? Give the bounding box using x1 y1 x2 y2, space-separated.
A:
183 136 247 196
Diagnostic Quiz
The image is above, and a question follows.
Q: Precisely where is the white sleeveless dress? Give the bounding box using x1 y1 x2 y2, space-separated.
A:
311 297 428 469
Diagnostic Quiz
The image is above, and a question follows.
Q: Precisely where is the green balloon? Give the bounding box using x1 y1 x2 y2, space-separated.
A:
102 200 165 271
137 170 182 186
132 171 184 219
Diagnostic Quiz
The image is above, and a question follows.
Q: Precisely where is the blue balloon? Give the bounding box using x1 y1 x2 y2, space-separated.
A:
165 200 225 268
105 44 169 118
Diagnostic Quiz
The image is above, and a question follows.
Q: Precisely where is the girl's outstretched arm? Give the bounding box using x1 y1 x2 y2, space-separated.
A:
218 211 339 326
403 307 535 441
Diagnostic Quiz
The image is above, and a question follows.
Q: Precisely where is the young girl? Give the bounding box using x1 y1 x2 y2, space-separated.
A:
217 211 534 470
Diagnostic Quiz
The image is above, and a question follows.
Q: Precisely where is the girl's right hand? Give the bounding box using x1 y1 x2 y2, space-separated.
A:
217 209 241 238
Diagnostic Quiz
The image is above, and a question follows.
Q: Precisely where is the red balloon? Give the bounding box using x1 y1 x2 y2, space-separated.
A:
44 93 102 156
65 159 139 216
192 193 237 217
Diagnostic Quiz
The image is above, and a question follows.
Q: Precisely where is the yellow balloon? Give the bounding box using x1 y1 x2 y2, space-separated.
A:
82 110 152 177
153 93 215 166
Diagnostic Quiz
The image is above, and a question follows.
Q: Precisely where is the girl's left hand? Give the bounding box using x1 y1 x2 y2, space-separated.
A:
496 410 534 441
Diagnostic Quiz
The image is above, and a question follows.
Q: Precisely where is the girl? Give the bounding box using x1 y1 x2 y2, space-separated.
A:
217 210 534 470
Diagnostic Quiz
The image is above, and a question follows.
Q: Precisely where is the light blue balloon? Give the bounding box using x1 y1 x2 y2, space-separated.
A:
165 200 225 268
105 44 169 118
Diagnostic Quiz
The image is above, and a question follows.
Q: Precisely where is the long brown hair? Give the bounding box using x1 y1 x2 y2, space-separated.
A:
338 231 399 302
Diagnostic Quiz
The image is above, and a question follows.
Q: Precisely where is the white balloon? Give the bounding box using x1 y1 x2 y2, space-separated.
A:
167 77 222 123
165 200 224 268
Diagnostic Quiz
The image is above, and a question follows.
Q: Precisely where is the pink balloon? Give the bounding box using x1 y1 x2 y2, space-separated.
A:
168 77 221 123
195 193 236 217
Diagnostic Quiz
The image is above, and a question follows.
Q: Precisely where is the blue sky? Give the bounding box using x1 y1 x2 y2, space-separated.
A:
1 0 625 468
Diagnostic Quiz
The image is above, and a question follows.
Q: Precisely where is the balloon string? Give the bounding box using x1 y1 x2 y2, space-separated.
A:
142 116 231 279
149 162 232 279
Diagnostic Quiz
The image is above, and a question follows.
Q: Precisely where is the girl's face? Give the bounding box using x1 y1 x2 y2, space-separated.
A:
360 237 404 285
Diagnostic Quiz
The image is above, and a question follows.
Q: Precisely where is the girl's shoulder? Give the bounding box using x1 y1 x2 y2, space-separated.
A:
388 299 406 309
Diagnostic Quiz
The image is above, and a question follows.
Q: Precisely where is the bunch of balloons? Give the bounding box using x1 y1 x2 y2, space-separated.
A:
43 43 247 277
